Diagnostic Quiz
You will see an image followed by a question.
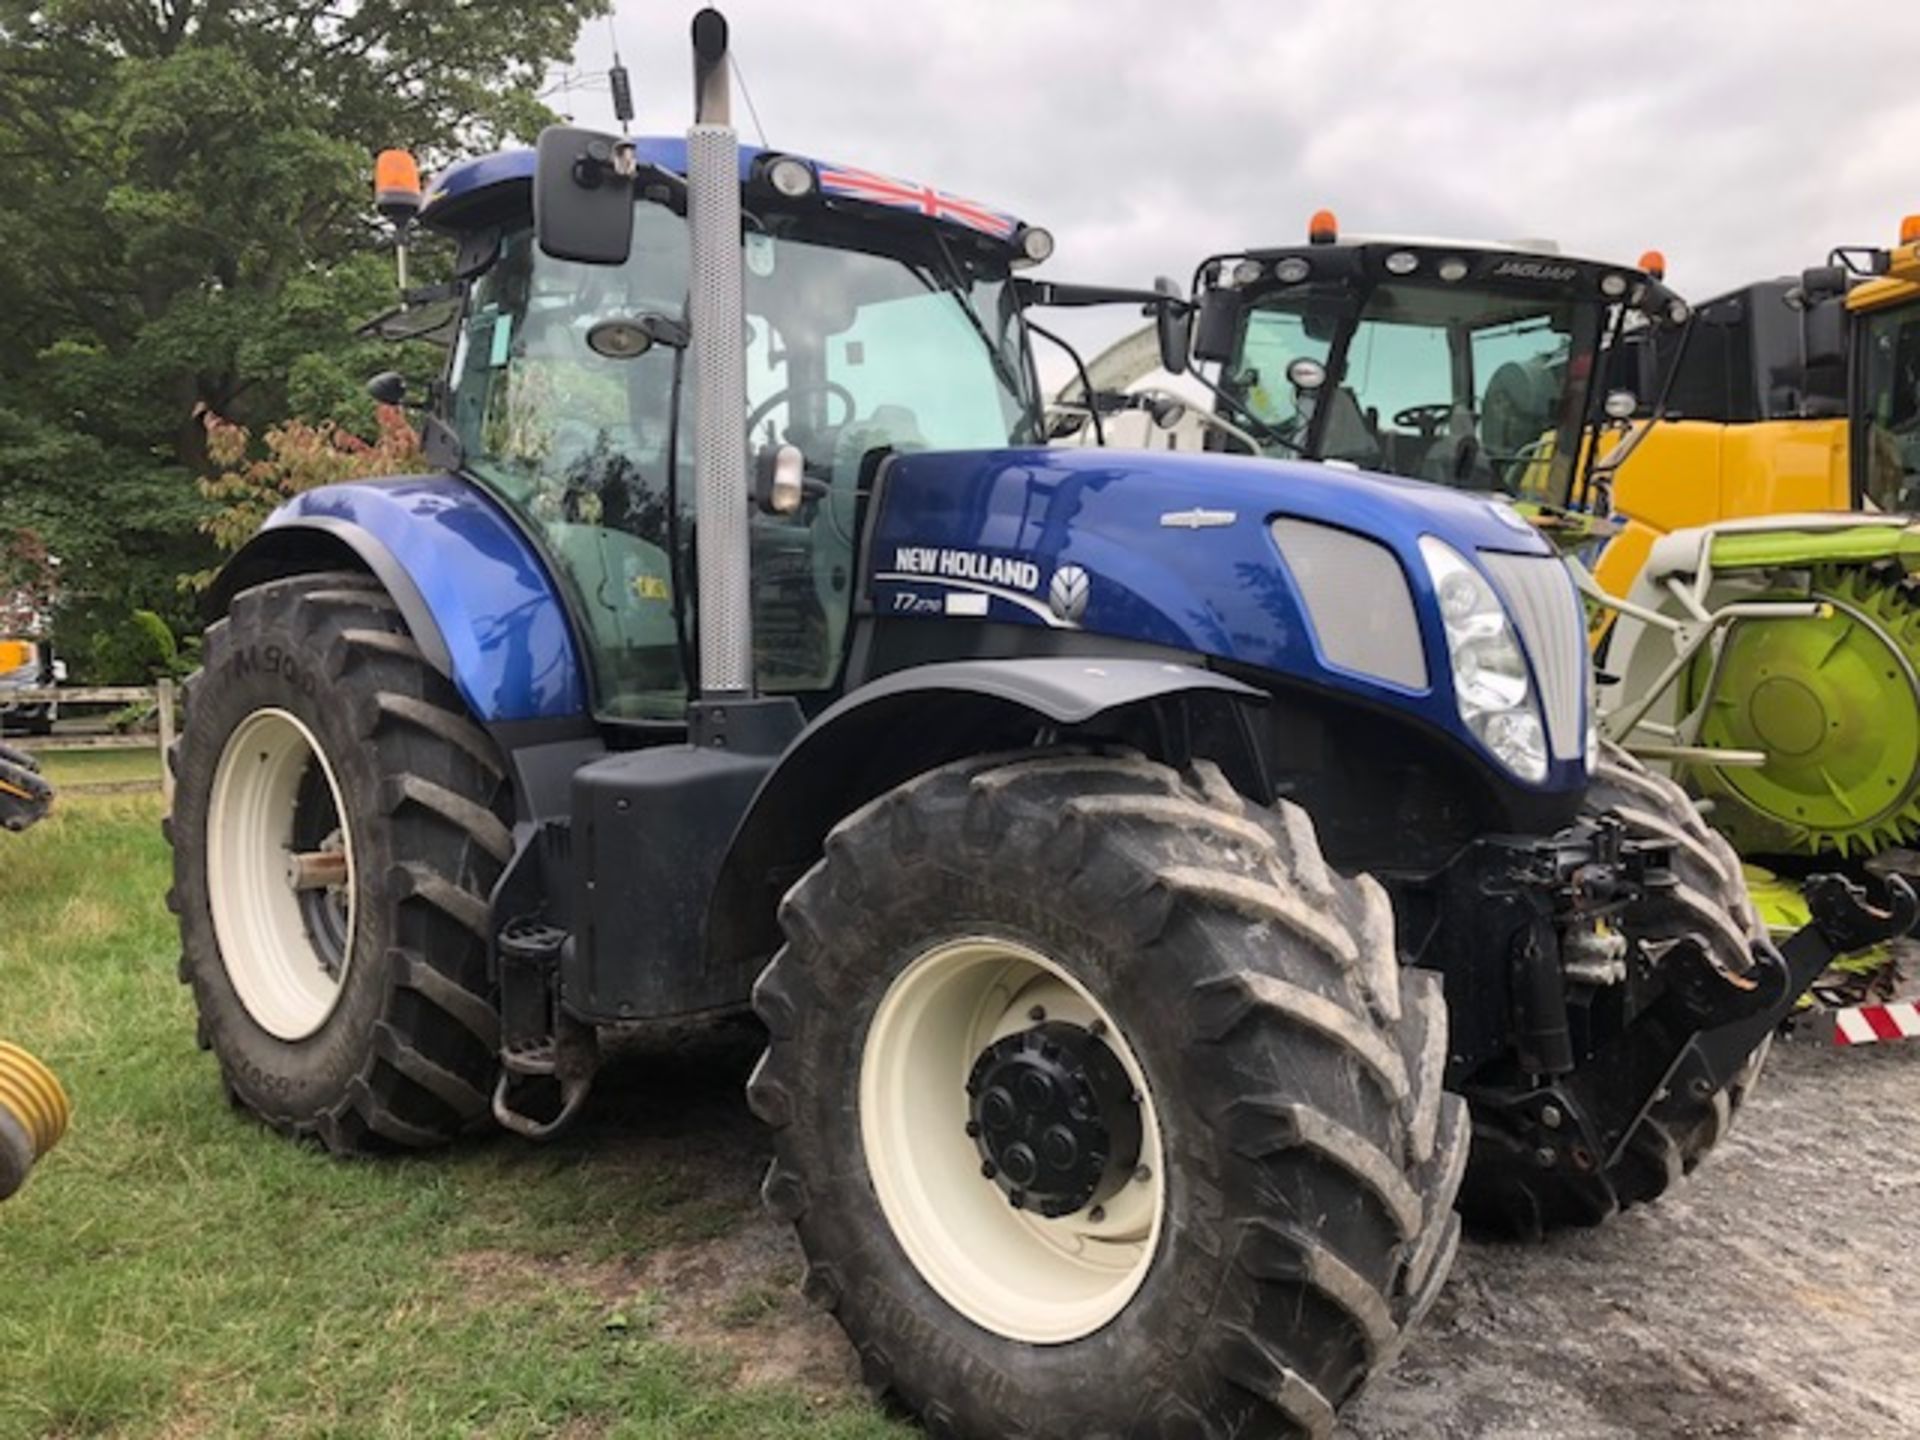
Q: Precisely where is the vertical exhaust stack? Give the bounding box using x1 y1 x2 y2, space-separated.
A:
687 8 753 698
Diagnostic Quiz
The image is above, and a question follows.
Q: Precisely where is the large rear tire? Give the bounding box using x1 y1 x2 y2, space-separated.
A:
1460 742 1770 1238
751 751 1467 1438
167 572 509 1153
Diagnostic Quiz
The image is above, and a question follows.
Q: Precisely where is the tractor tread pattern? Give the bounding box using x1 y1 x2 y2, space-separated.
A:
169 571 509 1155
753 749 1467 1438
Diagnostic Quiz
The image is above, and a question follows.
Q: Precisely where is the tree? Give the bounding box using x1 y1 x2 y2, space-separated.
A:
0 0 606 673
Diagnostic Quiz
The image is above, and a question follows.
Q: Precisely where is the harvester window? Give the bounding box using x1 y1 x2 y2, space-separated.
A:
1232 281 1590 501
1861 304 1920 511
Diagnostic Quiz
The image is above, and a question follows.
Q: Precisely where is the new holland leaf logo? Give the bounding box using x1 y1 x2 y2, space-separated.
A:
1047 564 1090 624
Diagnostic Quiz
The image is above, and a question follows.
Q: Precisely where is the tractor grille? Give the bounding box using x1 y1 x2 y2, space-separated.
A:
1479 551 1586 764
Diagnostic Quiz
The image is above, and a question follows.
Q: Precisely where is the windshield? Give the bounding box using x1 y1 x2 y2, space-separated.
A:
1860 299 1920 511
1226 281 1598 500
447 199 1035 719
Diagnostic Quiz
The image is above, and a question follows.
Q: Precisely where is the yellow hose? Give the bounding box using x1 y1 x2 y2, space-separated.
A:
0 1041 70 1200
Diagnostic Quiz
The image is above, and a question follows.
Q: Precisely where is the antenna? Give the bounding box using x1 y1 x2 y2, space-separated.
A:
607 15 635 132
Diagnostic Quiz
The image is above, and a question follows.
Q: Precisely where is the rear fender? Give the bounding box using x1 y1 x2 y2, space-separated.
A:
704 658 1265 977
207 476 587 724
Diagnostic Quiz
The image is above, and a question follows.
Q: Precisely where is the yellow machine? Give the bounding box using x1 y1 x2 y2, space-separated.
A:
1589 222 1920 866
0 1041 69 1200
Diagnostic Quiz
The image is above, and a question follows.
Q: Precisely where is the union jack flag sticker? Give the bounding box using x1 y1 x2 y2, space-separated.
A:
816 164 1018 241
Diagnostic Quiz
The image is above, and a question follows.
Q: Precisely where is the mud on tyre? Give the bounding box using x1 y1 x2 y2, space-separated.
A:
167 571 510 1152
1459 741 1771 1238
751 750 1468 1438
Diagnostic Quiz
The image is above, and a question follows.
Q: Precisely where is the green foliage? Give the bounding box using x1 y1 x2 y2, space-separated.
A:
60 602 182 684
0 0 607 658
192 403 425 580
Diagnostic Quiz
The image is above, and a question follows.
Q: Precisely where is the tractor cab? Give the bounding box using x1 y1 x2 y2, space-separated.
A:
1185 214 1686 512
406 138 1048 722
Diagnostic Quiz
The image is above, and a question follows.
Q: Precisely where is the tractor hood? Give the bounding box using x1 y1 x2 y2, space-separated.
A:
866 446 1588 794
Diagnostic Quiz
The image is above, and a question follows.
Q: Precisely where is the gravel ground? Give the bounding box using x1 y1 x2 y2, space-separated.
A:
1345 1027 1920 1439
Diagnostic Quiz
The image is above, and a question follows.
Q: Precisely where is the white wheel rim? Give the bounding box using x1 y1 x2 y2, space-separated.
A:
206 708 357 1041
859 936 1165 1344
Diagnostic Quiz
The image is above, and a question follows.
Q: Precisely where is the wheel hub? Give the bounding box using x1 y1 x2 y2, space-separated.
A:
966 1020 1142 1218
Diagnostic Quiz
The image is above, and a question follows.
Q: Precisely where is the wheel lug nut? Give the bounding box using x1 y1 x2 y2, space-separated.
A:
1089 1019 1107 1038
1028 1005 1046 1022
1089 1205 1105 1223
964 1119 981 1138
1008 1188 1025 1209
1134 1164 1152 1184
981 1160 997 1180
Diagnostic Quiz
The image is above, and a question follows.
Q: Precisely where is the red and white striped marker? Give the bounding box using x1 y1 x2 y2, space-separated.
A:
1832 1001 1920 1045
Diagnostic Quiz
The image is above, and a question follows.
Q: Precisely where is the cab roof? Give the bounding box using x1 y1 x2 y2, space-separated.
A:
1207 236 1655 305
421 136 1032 250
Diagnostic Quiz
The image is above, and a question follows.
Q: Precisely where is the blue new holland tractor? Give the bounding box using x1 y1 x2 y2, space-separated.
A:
165 12 1906 1437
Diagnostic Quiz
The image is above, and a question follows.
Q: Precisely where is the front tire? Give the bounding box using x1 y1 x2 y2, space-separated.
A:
167 572 510 1152
751 751 1467 1438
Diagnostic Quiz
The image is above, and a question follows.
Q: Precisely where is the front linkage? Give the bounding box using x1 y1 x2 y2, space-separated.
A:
1453 817 1917 1190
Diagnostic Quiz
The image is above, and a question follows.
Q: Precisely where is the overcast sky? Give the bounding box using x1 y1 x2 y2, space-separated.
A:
558 2 1920 377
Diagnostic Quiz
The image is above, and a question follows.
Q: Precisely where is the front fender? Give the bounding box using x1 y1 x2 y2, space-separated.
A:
209 475 586 724
705 657 1265 976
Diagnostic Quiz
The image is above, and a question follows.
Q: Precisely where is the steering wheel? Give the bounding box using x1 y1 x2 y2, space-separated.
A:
746 380 857 443
1393 402 1457 438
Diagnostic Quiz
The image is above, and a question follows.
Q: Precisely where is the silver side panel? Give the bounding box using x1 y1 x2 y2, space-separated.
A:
1481 551 1586 762
688 121 752 694
1270 520 1428 690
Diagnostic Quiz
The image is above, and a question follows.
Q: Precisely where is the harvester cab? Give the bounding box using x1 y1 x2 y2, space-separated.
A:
1580 220 1920 880
164 14 1911 1436
1159 215 1690 519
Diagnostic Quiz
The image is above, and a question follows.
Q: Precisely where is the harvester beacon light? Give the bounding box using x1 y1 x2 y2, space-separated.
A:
1384 250 1419 275
1637 249 1666 280
1418 537 1549 783
1437 257 1469 283
1307 209 1338 245
1274 256 1311 284
1900 215 1920 246
767 156 815 197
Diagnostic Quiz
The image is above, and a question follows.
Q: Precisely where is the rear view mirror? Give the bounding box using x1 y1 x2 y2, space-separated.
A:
534 125 636 266
1153 276 1191 375
1798 264 1849 303
1192 286 1244 364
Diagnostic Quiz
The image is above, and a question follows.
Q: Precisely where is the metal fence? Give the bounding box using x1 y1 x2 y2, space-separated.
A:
4 680 177 804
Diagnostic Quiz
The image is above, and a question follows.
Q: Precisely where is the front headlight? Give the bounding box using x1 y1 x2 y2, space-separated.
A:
1419 537 1549 783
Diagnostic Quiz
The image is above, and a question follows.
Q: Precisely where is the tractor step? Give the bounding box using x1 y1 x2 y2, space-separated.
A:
491 913 595 1140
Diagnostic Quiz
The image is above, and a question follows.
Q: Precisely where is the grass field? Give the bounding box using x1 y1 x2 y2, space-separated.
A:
0 783 903 1439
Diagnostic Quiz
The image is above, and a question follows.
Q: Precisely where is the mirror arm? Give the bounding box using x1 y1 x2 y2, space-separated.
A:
1025 317 1104 446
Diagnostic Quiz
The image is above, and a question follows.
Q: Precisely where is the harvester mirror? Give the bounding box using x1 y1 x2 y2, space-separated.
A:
1152 276 1192 375
534 125 637 266
365 371 407 406
1798 264 1849 303
1192 285 1244 364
